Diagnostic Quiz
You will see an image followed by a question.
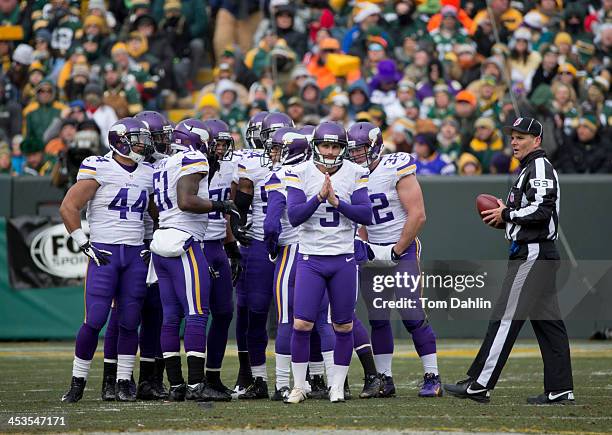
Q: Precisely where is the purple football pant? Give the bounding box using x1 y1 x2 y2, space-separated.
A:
202 240 234 370
152 242 211 355
236 239 275 367
75 243 147 361
102 281 163 361
363 240 437 358
274 245 334 356
292 254 357 367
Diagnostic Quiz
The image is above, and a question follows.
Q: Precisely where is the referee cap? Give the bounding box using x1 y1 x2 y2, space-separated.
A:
502 117 543 138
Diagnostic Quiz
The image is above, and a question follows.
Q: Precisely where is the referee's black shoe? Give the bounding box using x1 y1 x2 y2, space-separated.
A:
443 378 491 403
527 390 575 405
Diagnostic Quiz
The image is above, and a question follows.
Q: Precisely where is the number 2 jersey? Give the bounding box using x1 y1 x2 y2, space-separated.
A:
285 159 369 255
203 160 233 241
77 155 154 245
153 149 210 241
365 152 417 244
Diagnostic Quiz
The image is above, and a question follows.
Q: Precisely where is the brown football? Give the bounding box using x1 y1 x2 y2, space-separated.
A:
476 194 505 229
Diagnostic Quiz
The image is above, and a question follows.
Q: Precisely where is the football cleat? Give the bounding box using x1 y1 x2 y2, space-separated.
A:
231 383 248 399
271 386 291 401
444 378 490 403
167 383 186 401
101 374 116 401
308 374 329 399
206 377 234 397
343 376 352 400
61 376 86 403
186 382 232 402
116 379 137 402
151 376 169 400
136 380 159 400
284 387 307 404
419 373 443 397
379 375 396 398
527 390 575 405
360 374 384 399
329 384 345 403
238 377 269 400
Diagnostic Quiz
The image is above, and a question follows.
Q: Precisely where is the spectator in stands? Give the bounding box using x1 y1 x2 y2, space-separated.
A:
218 46 258 90
413 132 456 175
196 93 221 120
0 74 21 140
213 0 262 61
45 118 77 156
347 79 370 121
387 118 414 154
508 27 542 93
321 93 350 128
455 43 481 88
83 83 117 150
63 64 90 102
551 81 579 137
23 80 66 151
387 0 428 48
584 76 612 128
273 4 307 60
43 100 86 145
416 58 461 102
423 84 456 128
216 79 245 125
7 43 33 98
300 77 326 118
342 2 385 57
488 151 519 174
528 46 559 97
0 141 12 175
368 59 404 123
454 89 478 144
555 114 612 173
429 5 470 61
437 118 462 163
102 61 143 118
245 28 296 79
456 152 482 176
20 137 54 176
466 116 504 173
286 97 305 126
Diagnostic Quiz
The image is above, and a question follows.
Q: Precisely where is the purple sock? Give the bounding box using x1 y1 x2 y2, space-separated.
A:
236 305 249 351
352 316 371 356
103 308 119 360
184 314 208 353
247 310 269 367
139 295 163 360
334 330 354 366
407 321 437 357
160 318 181 353
75 323 100 361
370 320 394 355
206 312 233 369
291 329 311 363
275 322 292 355
317 322 336 352
309 328 323 362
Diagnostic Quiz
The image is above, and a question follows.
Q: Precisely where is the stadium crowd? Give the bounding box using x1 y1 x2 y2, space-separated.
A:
1 0 612 178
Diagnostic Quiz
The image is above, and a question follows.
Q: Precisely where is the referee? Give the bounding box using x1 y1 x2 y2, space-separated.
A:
444 117 574 404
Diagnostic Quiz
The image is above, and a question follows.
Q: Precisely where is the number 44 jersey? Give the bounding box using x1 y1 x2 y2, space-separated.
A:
77 155 154 245
365 152 417 244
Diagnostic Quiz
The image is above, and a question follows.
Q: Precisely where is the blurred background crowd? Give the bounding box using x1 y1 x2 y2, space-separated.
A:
1 0 612 181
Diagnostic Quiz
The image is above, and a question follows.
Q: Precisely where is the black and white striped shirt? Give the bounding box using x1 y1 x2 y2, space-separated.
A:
501 149 560 243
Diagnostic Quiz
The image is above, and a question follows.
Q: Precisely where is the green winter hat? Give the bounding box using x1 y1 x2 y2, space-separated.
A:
529 84 553 108
20 137 44 155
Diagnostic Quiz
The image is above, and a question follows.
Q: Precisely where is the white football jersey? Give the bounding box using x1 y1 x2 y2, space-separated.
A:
285 159 369 255
365 153 417 244
153 149 210 241
203 160 234 241
143 158 166 241
237 150 270 242
264 166 298 246
77 155 153 245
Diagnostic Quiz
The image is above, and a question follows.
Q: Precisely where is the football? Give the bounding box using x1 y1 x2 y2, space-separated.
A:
476 194 505 229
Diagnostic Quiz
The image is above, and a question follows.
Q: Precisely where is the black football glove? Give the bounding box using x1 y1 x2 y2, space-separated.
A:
81 242 112 266
224 241 243 285
140 249 151 265
231 221 252 246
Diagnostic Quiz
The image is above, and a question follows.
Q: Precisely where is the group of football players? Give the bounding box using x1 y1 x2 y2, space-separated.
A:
58 108 442 404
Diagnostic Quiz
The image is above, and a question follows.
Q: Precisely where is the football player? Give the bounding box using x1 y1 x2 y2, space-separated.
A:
231 111 268 395
285 121 372 403
150 118 239 402
60 118 155 402
347 122 442 398
100 111 173 401
200 119 238 396
231 112 294 399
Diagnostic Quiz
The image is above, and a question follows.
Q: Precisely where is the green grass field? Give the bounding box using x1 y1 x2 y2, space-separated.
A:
0 340 611 434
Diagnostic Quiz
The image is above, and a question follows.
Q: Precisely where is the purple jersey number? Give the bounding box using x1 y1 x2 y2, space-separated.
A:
153 171 172 211
320 206 340 227
370 192 394 224
108 188 148 220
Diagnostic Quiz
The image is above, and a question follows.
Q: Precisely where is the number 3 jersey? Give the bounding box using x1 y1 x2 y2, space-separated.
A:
285 159 369 256
153 150 210 241
365 152 417 244
77 155 154 245
203 160 233 241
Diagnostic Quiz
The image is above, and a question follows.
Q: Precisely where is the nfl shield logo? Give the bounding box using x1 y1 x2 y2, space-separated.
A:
513 117 523 127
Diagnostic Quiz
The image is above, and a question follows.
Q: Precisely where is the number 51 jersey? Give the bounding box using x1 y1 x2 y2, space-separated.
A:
77 155 154 245
365 152 417 244
152 150 210 241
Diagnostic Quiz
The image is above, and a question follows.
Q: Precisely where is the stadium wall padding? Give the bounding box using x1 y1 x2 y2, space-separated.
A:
1 175 611 340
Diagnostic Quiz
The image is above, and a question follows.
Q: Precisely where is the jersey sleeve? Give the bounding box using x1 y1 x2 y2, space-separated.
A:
264 170 285 196
394 154 417 183
284 165 303 191
179 151 209 177
353 165 370 193
77 156 106 184
238 153 263 183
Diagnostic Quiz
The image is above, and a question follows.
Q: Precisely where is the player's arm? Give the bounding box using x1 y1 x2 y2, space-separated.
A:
332 186 372 225
177 173 240 218
147 194 159 226
229 177 254 245
286 186 324 227
60 179 112 266
395 174 426 255
263 190 285 258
